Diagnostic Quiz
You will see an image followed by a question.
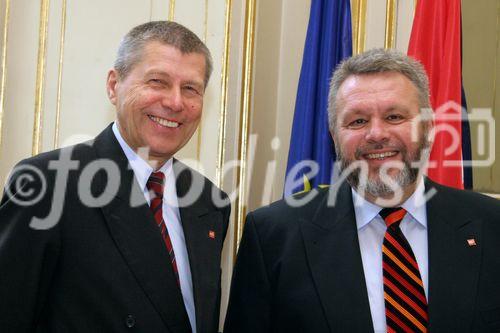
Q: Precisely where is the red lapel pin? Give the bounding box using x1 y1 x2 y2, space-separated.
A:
467 238 477 247
208 230 215 239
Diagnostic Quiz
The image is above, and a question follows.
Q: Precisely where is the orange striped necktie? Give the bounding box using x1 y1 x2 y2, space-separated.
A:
147 171 180 286
380 207 428 333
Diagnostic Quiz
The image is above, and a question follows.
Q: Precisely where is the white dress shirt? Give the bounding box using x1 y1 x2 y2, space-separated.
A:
112 123 197 333
352 180 428 333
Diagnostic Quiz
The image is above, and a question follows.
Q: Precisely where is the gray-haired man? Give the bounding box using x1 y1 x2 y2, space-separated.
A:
0 21 230 333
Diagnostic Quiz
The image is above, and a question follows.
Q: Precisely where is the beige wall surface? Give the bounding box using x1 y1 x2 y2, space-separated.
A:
0 0 41 187
462 0 500 194
0 0 498 329
248 0 310 210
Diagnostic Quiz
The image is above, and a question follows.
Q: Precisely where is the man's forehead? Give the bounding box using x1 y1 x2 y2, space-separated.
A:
337 72 417 100
341 72 408 87
133 42 204 70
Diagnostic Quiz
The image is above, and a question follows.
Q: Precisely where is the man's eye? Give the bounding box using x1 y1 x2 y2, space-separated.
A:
183 86 201 95
386 114 404 122
348 119 367 127
148 79 166 88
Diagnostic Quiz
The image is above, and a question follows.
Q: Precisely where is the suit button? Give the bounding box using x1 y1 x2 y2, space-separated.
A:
125 315 135 328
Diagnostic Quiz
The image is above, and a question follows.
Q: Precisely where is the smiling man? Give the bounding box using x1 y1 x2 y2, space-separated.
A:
332 69 432 206
225 49 500 332
107 39 207 165
0 21 230 333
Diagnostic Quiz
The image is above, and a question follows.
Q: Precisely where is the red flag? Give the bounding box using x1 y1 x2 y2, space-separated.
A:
408 0 464 189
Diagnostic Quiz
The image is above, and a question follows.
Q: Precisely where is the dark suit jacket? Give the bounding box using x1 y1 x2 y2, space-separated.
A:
0 125 230 333
224 179 500 332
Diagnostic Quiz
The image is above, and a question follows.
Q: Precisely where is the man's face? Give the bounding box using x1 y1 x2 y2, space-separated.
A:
332 72 431 197
107 42 206 165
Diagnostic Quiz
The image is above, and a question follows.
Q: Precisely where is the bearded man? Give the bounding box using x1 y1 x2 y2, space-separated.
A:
224 48 500 333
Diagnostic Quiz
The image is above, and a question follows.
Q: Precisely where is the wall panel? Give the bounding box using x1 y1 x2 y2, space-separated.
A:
364 0 386 50
0 1 40 187
0 0 9 158
150 0 169 21
42 0 65 152
218 0 246 324
462 0 500 193
58 1 153 149
197 0 229 183
395 0 415 52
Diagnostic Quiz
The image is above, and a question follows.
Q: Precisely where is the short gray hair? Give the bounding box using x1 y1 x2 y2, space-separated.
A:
328 48 431 131
114 21 213 87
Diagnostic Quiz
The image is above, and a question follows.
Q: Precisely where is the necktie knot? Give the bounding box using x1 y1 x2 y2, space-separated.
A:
380 207 406 228
147 171 165 200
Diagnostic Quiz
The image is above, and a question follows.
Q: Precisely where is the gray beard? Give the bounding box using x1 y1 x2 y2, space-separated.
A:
356 160 416 196
336 138 429 198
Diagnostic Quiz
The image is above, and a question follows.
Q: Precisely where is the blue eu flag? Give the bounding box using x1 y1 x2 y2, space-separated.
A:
284 0 353 196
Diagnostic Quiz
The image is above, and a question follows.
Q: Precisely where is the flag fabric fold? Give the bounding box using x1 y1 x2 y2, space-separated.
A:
284 0 352 196
408 0 471 189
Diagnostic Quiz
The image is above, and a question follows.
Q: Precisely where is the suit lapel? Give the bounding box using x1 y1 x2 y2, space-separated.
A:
425 180 482 331
300 183 373 332
175 160 223 333
94 126 191 332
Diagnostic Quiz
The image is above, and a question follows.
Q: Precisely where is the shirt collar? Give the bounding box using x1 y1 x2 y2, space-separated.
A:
112 122 173 192
401 179 427 228
352 178 427 230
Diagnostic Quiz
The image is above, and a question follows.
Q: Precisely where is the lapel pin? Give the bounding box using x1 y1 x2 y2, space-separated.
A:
467 238 477 247
208 230 215 239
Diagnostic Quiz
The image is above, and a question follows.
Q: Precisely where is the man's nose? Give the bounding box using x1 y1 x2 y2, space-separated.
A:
162 86 183 112
365 118 388 143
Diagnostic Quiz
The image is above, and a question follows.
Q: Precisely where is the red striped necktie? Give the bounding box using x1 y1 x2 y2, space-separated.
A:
147 171 180 286
380 207 428 333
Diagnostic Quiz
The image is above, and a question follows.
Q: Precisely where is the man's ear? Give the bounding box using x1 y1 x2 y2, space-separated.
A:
106 69 119 105
329 129 335 141
423 109 435 145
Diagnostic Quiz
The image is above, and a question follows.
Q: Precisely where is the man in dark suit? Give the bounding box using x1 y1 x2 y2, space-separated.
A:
224 49 500 332
0 21 230 332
